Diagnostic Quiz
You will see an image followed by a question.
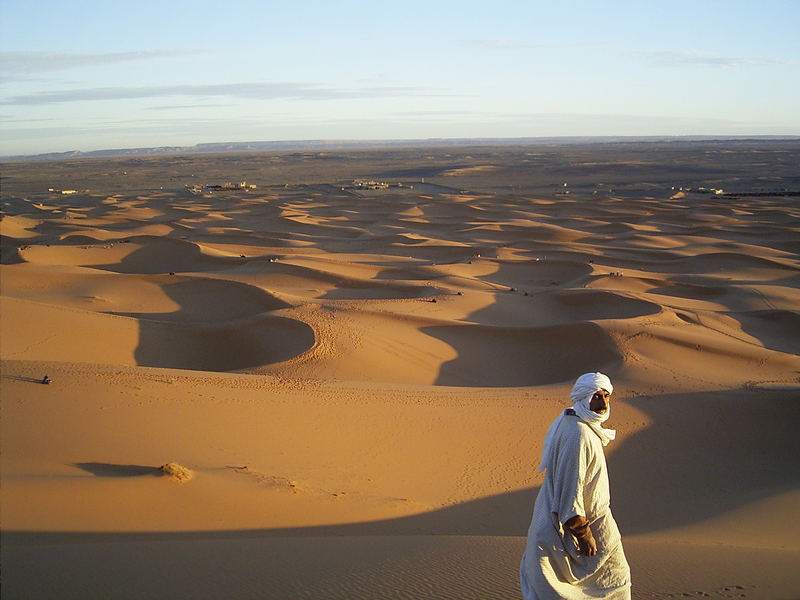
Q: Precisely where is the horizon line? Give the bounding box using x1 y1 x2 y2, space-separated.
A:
3 134 800 162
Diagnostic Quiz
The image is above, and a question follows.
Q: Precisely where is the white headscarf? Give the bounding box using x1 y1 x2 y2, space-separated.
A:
539 372 616 472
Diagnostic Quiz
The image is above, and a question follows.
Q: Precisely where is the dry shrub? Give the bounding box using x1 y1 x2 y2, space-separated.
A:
159 462 194 483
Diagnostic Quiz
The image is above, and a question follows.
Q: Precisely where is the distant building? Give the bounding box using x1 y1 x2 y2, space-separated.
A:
688 187 725 195
193 181 257 192
353 179 390 190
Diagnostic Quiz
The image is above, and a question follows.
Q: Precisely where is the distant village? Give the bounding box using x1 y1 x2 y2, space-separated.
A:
40 179 797 200
342 179 407 191
672 186 798 197
185 181 257 194
672 186 726 195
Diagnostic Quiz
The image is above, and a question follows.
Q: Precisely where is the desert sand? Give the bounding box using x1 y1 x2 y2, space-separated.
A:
2 140 799 599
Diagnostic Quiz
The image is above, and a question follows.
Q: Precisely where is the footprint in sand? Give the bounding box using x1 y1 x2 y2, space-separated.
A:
226 466 301 492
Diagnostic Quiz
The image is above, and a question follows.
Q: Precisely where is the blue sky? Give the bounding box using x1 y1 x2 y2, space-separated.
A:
1 0 798 155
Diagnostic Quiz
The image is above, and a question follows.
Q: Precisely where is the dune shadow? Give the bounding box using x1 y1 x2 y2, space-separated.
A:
0 241 26 265
609 388 800 534
110 277 290 322
116 276 316 372
92 237 235 274
371 267 442 282
422 321 623 387
732 309 800 355
462 288 661 328
133 314 315 371
476 259 593 289
72 462 160 478
318 282 438 301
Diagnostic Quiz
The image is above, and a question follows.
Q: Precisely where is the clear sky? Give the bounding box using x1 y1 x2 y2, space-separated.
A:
1 0 798 155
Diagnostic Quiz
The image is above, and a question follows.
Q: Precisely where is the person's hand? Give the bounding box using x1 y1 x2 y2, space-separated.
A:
565 515 597 557
576 532 597 557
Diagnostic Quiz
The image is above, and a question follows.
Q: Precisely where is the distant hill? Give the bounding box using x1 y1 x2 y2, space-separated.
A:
4 136 799 162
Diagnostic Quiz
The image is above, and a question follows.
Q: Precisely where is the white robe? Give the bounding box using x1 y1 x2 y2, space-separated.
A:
520 413 631 600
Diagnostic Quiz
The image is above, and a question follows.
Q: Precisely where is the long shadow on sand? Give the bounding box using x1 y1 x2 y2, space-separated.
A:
4 375 49 384
8 388 797 544
72 463 160 478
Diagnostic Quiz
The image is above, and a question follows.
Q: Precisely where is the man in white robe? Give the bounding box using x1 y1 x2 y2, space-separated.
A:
520 372 631 600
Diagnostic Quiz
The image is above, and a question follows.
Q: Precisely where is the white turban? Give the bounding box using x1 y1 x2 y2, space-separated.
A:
570 372 613 418
539 372 616 473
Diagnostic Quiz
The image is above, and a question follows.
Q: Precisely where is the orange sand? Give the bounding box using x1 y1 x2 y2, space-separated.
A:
2 143 799 599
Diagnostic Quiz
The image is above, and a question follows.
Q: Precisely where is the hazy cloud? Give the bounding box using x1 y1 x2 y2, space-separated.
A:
1 82 434 105
460 39 549 49
390 109 481 116
0 49 201 74
146 103 234 110
0 117 245 139
0 115 55 123
502 112 743 125
460 39 600 50
642 50 790 67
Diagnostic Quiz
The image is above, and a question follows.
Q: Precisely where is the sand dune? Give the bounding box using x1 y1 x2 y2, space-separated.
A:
2 142 800 599
1 295 313 370
1 214 42 239
1 265 289 320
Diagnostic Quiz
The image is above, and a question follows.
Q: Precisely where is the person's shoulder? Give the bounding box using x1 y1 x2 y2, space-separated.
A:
559 414 586 435
559 416 595 444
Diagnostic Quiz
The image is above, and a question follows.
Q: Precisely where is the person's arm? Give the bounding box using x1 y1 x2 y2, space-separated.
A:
564 514 597 557
554 425 596 557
